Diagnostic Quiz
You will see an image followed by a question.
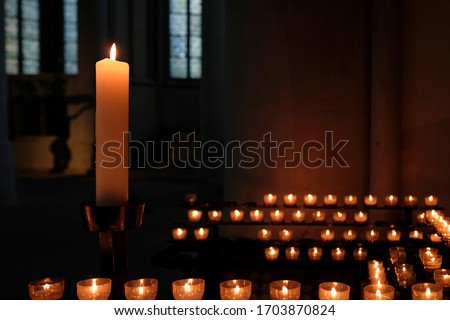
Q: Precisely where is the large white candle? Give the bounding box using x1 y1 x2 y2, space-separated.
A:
96 44 129 206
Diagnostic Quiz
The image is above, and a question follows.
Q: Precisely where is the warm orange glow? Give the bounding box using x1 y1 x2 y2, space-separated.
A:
110 43 117 60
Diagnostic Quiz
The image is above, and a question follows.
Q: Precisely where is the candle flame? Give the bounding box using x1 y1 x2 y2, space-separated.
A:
389 195 394 201
348 230 353 235
234 285 240 295
429 195 434 201
268 194 273 200
308 194 313 200
313 248 318 254
184 283 191 293
91 281 98 294
331 287 337 298
275 210 280 217
43 283 50 291
282 286 288 296
426 287 431 298
290 247 296 254
376 289 381 298
409 195 413 201
326 229 330 235
369 195 373 201
349 195 353 201
139 286 144 295
177 228 183 235
328 194 333 200
288 194 293 201
254 210 260 216
391 230 397 236
262 229 268 235
110 43 117 60
358 248 363 254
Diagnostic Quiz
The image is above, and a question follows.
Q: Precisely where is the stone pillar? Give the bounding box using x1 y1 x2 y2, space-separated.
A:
0 3 17 205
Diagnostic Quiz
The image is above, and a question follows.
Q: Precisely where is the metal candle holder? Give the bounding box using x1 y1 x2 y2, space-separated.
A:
81 201 145 299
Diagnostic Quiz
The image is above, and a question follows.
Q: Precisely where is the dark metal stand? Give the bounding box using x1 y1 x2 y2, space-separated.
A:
81 201 145 299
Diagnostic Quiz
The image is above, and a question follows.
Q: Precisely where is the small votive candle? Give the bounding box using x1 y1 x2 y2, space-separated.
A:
283 194 297 206
320 228 335 241
270 280 301 300
285 247 300 260
416 212 426 224
434 269 450 287
363 284 395 300
364 195 377 206
270 210 285 223
172 227 187 240
353 247 368 260
318 282 350 300
332 211 347 223
194 227 209 240
324 194 337 206
230 209 244 222
425 195 438 207
404 195 418 207
28 277 65 300
384 195 398 207
172 278 205 300
208 210 222 222
395 263 414 287
411 283 443 300
312 210 326 223
331 247 346 261
124 278 158 300
303 193 317 207
258 228 272 241
249 209 264 223
387 229 401 242
343 229 357 241
430 233 442 243
291 210 306 223
419 247 438 261
365 229 380 242
265 246 280 260
354 211 368 224
188 209 202 223
220 279 252 300
409 229 423 239
77 278 112 300
279 229 293 242
423 254 442 270
344 195 358 207
308 247 323 261
264 193 277 206
368 260 384 275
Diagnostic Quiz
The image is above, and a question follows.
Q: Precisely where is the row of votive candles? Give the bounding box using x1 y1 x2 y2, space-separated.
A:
264 246 368 261
261 193 438 207
420 209 450 242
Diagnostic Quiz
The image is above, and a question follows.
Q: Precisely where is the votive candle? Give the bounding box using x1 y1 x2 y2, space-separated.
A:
188 209 202 223
124 278 158 300
324 194 337 206
28 277 65 300
265 246 280 260
270 280 301 300
285 247 300 260
384 195 398 207
194 227 209 240
77 278 112 300
354 211 368 223
229 209 244 222
279 229 293 242
312 210 326 223
404 195 418 207
318 282 350 300
332 211 347 223
308 247 323 261
270 210 285 223
208 210 222 222
172 278 205 300
331 247 346 261
364 195 377 206
303 194 317 207
425 195 438 207
320 228 335 241
264 193 277 206
220 279 252 300
387 229 401 242
291 210 306 223
283 194 297 206
249 209 264 223
343 229 357 241
344 195 358 207
172 227 187 240
258 228 272 241
411 283 443 300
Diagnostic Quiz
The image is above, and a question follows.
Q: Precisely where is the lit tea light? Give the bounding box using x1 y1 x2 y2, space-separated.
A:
291 210 306 223
384 195 398 207
77 278 112 300
430 233 442 243
303 194 317 207
320 228 335 241
194 227 209 240
263 193 277 206
124 278 158 300
331 247 346 261
364 195 377 206
270 210 285 223
411 283 443 300
423 254 442 270
265 246 280 260
28 277 65 300
368 260 384 274
365 229 380 242
285 247 300 260
172 227 187 240
419 247 438 261
416 212 426 224
220 279 252 300
354 211 368 224
249 209 264 223
208 210 222 222
344 195 358 207
363 284 395 300
324 194 337 206
404 195 418 207
425 195 438 207
270 280 301 300
353 247 368 260
187 209 202 223
332 211 347 223
318 282 350 300
343 229 357 241
172 278 205 300
395 263 414 287
434 269 450 287
387 228 401 242
312 210 326 223
283 194 297 206
409 229 423 239
257 228 272 241
229 209 244 222
279 229 293 242
308 247 323 261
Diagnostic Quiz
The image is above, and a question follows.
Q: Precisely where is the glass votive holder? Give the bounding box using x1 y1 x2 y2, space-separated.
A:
404 195 418 207
411 283 443 300
318 282 350 300
312 210 326 223
194 227 209 240
77 278 112 300
257 228 272 241
324 194 337 206
208 210 222 222
419 247 439 262
354 211 368 224
270 280 301 300
28 277 65 300
409 229 423 239
424 195 438 207
291 210 306 223
368 260 384 272
343 229 357 241
384 195 398 207
285 247 300 260
230 209 244 222
332 211 347 223
395 264 414 287
308 247 323 261
320 228 335 241
344 195 358 207
270 210 285 223
353 247 368 260
279 229 293 242
416 212 426 224
430 233 442 243
365 229 380 242
172 227 187 240
172 278 205 300
423 254 442 271
249 209 264 223
263 193 277 207
363 284 395 300
187 209 202 223
364 195 377 207
283 194 297 207
369 272 387 285
124 278 158 300
389 246 407 265
220 279 252 300
265 246 280 260
434 269 450 287
387 228 401 242
331 247 346 261
303 193 317 207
